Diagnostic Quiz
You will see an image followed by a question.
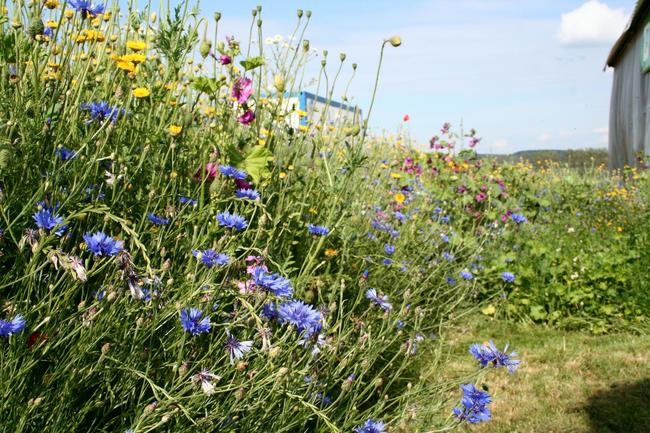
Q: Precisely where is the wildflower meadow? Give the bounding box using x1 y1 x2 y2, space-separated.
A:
0 1 648 432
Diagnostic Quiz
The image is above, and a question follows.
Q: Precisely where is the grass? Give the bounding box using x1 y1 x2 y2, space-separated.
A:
427 319 650 433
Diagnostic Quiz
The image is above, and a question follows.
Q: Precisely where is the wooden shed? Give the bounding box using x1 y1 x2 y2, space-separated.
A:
607 0 650 167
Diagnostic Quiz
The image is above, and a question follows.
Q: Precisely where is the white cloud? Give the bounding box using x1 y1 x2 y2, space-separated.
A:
538 132 551 142
493 138 509 149
558 1 628 46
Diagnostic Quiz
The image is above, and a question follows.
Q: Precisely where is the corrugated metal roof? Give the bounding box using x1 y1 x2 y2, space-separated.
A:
607 0 650 66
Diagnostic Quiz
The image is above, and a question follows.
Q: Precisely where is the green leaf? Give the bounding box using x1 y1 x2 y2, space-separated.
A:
242 146 273 184
240 56 265 70
191 76 221 94
530 305 547 321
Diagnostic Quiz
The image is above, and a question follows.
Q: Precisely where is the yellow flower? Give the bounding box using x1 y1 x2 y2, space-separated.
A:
132 87 150 98
122 53 146 64
279 172 287 179
168 124 182 136
298 125 308 132
296 109 308 117
324 248 338 257
126 40 147 51
115 60 135 73
45 0 60 9
257 139 266 146
46 20 58 29
390 172 401 179
394 193 406 204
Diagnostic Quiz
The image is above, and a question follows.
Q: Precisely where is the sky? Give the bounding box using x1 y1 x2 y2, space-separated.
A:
162 0 634 154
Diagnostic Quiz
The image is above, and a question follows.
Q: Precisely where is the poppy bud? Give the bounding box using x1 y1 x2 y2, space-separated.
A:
28 19 44 38
297 9 303 18
214 12 221 22
302 40 310 51
306 10 312 18
273 74 285 93
339 53 346 62
386 35 402 47
257 19 262 27
199 40 212 59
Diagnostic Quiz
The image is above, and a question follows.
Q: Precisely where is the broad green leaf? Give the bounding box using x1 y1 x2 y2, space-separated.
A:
242 145 273 184
240 56 265 70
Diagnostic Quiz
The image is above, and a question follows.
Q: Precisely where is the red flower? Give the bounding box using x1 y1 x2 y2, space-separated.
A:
403 114 410 122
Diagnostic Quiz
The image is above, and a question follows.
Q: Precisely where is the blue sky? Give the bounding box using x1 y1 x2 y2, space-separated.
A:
163 0 633 153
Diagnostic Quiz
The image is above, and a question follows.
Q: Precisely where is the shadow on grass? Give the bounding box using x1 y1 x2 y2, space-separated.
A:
585 379 650 433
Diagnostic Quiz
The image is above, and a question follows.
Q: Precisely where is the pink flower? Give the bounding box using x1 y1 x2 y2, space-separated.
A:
232 77 253 104
441 122 451 135
403 114 410 122
238 109 255 125
194 162 218 181
475 192 487 202
220 55 232 65
468 137 481 148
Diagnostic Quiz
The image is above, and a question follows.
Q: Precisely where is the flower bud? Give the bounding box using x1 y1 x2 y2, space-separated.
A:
306 10 312 18
214 12 221 22
386 35 402 47
339 53 346 62
257 19 262 28
199 40 212 59
273 74 285 93
352 63 357 70
303 40 310 51
297 9 303 18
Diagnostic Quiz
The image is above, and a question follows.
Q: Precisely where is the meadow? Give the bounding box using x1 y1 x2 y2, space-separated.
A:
0 1 648 432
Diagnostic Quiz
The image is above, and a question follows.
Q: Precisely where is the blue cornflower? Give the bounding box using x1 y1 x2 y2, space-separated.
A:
33 207 67 236
511 213 527 224
224 331 253 364
384 244 395 255
441 234 450 243
366 288 392 312
180 308 211 336
147 213 170 225
80 101 124 124
261 303 278 320
277 300 321 336
453 383 492 424
442 252 454 261
501 272 516 283
394 211 407 223
178 195 198 206
441 215 451 223
83 231 123 256
235 188 260 200
460 270 473 280
382 258 393 266
192 249 230 267
354 418 387 433
396 320 405 330
216 211 248 231
470 340 521 373
56 147 77 161
69 0 105 17
219 164 247 180
446 276 457 285
0 314 26 337
253 267 293 298
307 224 330 236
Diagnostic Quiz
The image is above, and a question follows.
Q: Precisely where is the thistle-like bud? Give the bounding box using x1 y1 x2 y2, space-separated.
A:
214 12 221 22
297 9 303 18
252 9 257 17
257 19 262 27
321 59 326 67
306 10 312 18
322 49 328 58
302 40 310 51
339 53 346 62
256 5 262 12
352 63 357 70
386 35 402 47
28 19 44 38
199 39 212 59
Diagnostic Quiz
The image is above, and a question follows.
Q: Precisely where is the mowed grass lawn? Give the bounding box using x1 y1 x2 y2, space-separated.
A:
426 319 650 433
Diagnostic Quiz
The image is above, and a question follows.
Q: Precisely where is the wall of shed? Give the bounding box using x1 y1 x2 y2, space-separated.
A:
609 32 650 168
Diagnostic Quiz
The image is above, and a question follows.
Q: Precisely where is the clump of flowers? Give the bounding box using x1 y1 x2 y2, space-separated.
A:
307 224 330 236
453 383 492 424
470 340 521 373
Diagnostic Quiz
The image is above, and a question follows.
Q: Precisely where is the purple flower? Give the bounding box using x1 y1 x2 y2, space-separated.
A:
83 231 123 256
217 211 248 231
231 77 253 104
69 0 105 17
354 419 387 433
219 164 248 180
460 270 473 280
56 147 77 161
235 188 260 200
80 100 124 123
147 213 170 225
253 267 293 298
366 288 392 312
180 308 211 335
277 300 321 336
0 314 26 337
192 249 230 267
511 213 527 224
224 331 253 364
220 54 232 65
501 272 516 283
178 195 198 206
470 340 521 373
33 207 67 236
238 109 255 125
453 384 492 424
307 224 330 236
384 244 395 255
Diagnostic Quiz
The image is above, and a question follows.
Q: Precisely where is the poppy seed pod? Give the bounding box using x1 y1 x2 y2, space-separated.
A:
257 19 262 27
303 40 310 51
352 63 357 70
214 12 221 22
306 10 311 18
297 9 303 18
340 53 346 62
257 5 262 12
386 35 402 47
252 9 257 17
